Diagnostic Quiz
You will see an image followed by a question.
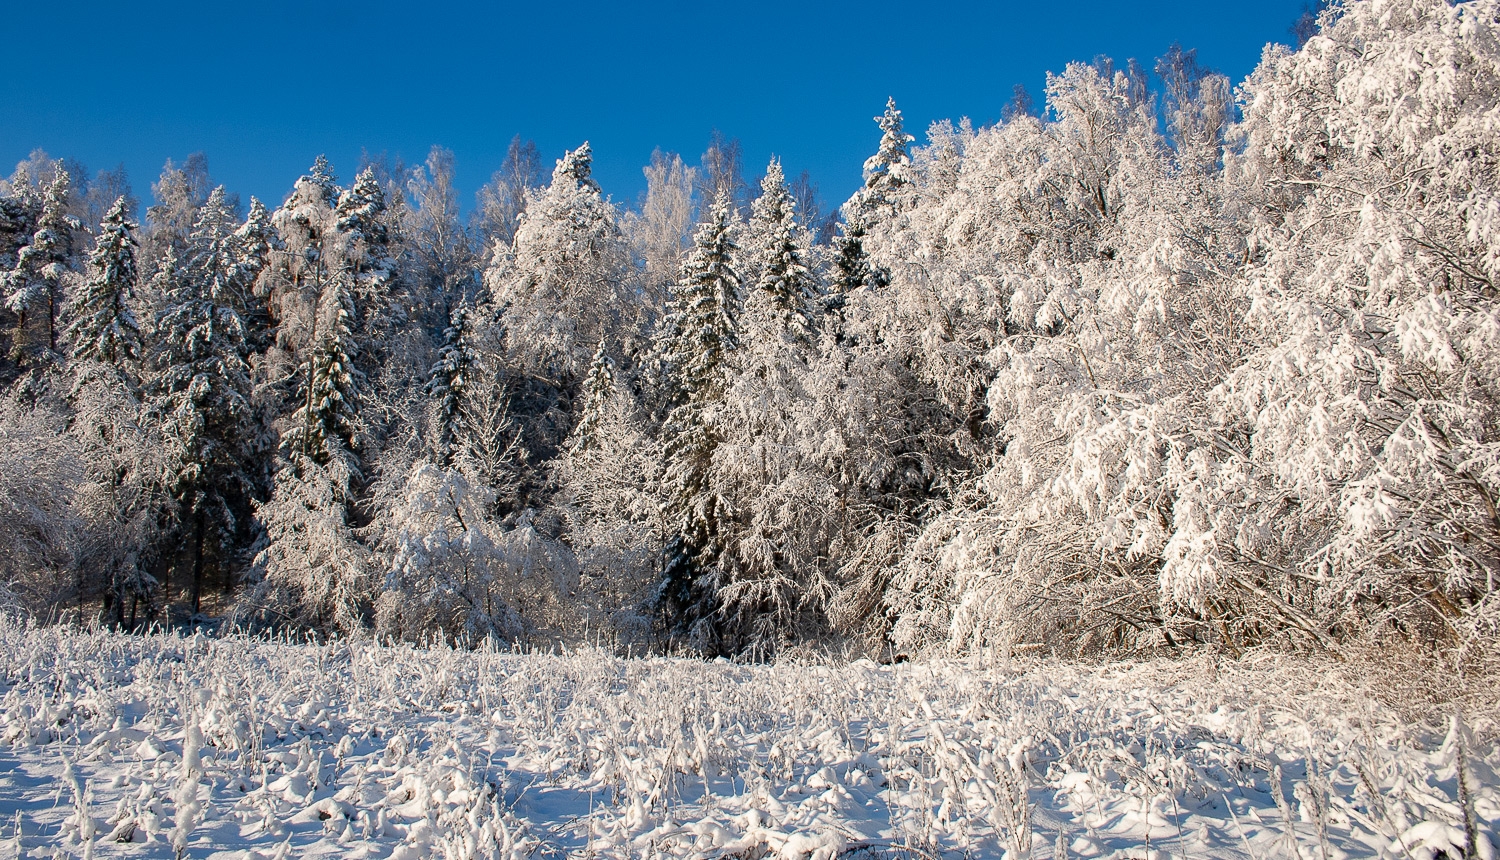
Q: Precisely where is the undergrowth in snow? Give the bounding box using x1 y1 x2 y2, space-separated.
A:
0 620 1496 859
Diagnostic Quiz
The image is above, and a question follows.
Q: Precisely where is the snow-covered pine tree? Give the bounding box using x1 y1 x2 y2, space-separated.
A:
66 196 141 370
146 209 257 617
262 157 341 361
426 301 479 467
335 167 400 360
229 197 276 351
830 99 915 300
184 187 241 308
743 158 819 345
704 161 839 655
568 340 615 455
653 192 742 652
63 195 165 627
0 165 41 270
283 267 362 468
485 142 631 381
862 97 915 214
248 260 370 634
5 169 80 363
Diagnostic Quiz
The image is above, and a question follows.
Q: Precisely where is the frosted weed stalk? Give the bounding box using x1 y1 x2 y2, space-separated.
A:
1 623 1498 858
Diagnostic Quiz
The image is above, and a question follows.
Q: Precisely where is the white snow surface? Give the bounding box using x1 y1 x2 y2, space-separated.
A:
0 620 1496 859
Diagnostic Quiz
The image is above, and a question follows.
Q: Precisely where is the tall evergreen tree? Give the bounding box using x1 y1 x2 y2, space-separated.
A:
568 340 615 455
744 158 819 345
146 225 255 616
486 142 631 380
247 264 369 634
335 167 400 365
426 301 479 468
831 99 914 298
862 97 914 213
5 169 79 362
653 193 742 652
67 196 141 370
66 196 161 628
231 197 276 350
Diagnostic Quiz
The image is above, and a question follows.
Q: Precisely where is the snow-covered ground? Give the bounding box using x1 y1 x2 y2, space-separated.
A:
0 620 1495 859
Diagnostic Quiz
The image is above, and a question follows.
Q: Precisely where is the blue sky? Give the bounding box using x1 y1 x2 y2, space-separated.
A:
2 1 1314 216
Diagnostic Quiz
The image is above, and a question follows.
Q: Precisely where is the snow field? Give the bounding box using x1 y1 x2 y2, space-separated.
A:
0 619 1496 859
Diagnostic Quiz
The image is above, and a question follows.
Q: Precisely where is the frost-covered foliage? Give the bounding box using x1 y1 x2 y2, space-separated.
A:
2 620 1498 858
857 0 1500 660
486 142 632 380
3 1 1500 661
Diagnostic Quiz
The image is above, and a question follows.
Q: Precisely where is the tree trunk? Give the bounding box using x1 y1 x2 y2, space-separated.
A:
191 508 205 616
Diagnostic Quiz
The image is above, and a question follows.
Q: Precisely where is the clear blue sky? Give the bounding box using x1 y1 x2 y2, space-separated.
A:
2 1 1314 216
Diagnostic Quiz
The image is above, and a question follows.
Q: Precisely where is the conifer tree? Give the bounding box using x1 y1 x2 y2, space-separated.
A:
67 196 141 369
568 340 615 455
184 187 240 306
744 159 819 345
486 142 630 380
231 198 276 350
5 169 79 361
427 301 479 467
66 196 162 628
862 97 914 213
653 193 742 652
146 225 255 616
831 99 914 298
284 271 362 467
336 168 395 314
247 262 369 634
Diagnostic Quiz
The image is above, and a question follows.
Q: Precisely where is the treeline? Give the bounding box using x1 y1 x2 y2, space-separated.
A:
1 0 1496 660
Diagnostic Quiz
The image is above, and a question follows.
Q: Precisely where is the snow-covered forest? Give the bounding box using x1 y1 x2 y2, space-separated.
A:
2 0 1498 664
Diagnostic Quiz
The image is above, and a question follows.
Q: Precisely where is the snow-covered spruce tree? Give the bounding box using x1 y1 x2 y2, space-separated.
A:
862 97 916 217
256 156 343 383
653 192 741 652
0 170 41 381
63 196 166 624
243 158 380 635
741 158 819 343
145 204 259 617
0 165 41 269
830 98 915 299
229 197 276 351
67 196 141 371
708 161 838 655
426 301 480 468
485 142 632 380
247 260 370 634
570 340 616 456
184 187 242 310
552 340 665 644
477 143 636 527
336 167 402 370
5 169 80 364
